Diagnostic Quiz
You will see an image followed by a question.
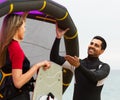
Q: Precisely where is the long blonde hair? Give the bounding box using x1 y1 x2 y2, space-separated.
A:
0 13 26 67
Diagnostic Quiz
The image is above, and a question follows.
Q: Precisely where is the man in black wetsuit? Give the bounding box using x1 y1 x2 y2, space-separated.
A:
50 25 110 100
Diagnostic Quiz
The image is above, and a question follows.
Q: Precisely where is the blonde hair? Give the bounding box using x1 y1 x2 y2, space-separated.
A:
0 13 26 67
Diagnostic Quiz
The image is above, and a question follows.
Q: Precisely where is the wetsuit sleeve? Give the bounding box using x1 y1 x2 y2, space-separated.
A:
50 38 66 65
78 62 110 83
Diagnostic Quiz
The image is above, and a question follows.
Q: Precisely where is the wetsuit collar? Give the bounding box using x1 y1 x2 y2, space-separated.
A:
87 55 99 61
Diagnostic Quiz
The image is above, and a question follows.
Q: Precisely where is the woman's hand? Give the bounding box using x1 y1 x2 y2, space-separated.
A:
36 60 51 71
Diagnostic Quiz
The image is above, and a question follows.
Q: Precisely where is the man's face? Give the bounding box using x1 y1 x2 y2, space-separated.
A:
87 39 104 57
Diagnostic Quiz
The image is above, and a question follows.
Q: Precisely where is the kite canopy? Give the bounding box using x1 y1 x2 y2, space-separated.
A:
0 0 79 93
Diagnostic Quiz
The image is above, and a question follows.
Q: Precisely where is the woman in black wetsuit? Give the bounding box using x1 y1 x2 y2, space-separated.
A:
50 25 110 100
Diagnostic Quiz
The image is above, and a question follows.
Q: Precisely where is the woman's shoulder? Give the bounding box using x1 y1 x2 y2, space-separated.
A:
8 40 24 55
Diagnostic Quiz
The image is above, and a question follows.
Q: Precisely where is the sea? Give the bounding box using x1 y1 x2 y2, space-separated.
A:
63 70 120 100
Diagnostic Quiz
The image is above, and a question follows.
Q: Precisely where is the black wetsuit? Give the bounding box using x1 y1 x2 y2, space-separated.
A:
50 38 110 100
1 50 34 100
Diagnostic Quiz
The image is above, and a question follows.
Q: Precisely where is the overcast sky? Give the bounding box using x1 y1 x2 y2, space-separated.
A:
56 0 120 70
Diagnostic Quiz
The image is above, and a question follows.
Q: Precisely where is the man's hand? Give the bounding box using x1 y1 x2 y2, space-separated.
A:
56 23 69 39
65 55 80 68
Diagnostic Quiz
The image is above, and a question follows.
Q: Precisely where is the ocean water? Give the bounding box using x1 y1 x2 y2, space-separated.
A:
63 70 120 100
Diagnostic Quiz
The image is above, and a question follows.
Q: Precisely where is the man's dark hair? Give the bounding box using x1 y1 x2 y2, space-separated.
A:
93 36 107 50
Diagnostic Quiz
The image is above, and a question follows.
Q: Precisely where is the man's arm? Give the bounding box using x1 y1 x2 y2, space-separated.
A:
50 24 69 65
50 38 66 65
65 55 110 83
78 63 110 83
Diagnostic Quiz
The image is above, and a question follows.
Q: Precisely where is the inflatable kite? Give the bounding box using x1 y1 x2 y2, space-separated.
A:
0 0 79 93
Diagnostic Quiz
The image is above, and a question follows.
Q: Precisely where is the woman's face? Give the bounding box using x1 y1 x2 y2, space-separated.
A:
17 21 26 40
13 21 26 41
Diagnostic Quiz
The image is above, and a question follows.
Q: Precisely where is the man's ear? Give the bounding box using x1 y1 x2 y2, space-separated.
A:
100 50 104 55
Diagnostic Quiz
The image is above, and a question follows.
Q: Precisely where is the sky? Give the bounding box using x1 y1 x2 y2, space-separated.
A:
56 0 120 70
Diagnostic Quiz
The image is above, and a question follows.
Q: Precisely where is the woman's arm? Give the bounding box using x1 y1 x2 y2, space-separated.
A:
12 60 51 89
